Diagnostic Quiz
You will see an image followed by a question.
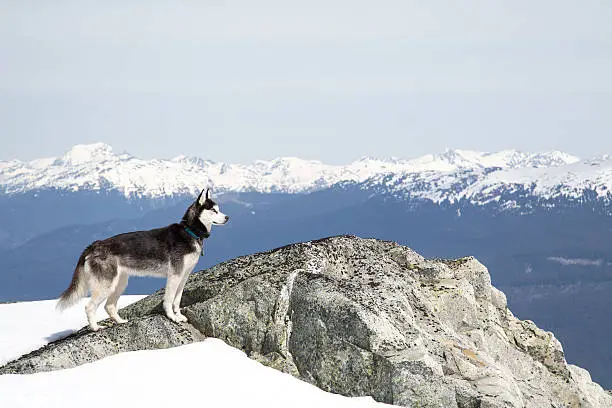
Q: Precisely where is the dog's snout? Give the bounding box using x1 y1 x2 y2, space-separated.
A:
224 215 230 222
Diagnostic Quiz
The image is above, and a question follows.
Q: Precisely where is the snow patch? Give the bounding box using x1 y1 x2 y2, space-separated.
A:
547 257 604 267
0 296 145 366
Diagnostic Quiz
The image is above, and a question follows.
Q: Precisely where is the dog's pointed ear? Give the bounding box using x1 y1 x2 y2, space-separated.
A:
197 189 207 206
197 188 212 205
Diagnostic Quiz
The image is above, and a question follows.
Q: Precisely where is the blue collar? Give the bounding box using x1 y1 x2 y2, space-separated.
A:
183 226 210 240
184 226 201 240
183 226 209 256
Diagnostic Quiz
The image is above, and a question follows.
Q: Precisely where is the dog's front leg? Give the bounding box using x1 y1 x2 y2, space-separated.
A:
163 274 183 323
172 271 190 323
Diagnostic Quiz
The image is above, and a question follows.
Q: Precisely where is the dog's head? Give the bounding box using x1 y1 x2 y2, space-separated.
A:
183 188 229 235
194 188 229 227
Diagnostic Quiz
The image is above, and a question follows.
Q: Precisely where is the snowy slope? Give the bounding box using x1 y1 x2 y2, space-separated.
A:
4 142 612 204
0 296 145 366
0 299 388 408
360 156 612 205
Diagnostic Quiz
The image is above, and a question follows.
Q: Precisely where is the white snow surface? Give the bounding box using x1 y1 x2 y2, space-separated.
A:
2 143 601 203
0 296 145 366
0 298 388 408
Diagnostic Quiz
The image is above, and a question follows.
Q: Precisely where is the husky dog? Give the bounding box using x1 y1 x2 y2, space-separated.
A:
57 188 229 331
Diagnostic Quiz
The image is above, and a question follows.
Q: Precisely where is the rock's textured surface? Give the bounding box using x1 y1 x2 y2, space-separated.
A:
2 236 610 408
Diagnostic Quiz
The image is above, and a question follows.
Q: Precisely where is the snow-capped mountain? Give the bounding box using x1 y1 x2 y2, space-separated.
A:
2 142 609 208
360 153 612 206
1 143 596 203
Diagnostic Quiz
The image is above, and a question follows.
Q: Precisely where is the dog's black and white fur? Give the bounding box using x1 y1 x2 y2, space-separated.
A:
57 188 229 331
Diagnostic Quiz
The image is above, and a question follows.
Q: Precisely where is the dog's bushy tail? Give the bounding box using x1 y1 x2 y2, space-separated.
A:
56 249 89 311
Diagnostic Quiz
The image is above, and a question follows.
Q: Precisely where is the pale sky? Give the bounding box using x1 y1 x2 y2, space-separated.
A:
1 1 611 163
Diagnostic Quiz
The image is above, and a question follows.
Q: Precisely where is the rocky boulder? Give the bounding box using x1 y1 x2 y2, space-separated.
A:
2 236 610 408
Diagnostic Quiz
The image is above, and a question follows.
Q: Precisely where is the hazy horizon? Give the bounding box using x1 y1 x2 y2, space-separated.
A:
0 141 590 165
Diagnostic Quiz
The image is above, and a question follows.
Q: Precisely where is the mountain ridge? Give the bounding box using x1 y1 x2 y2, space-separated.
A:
0 143 589 201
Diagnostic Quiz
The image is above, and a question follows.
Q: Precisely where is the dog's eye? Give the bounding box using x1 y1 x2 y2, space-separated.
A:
212 209 218 213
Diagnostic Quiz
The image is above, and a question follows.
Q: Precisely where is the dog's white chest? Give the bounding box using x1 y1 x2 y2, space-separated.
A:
182 251 200 273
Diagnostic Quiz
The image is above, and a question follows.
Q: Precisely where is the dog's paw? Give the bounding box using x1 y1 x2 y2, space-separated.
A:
89 324 101 332
115 318 128 324
167 313 188 324
166 313 181 324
